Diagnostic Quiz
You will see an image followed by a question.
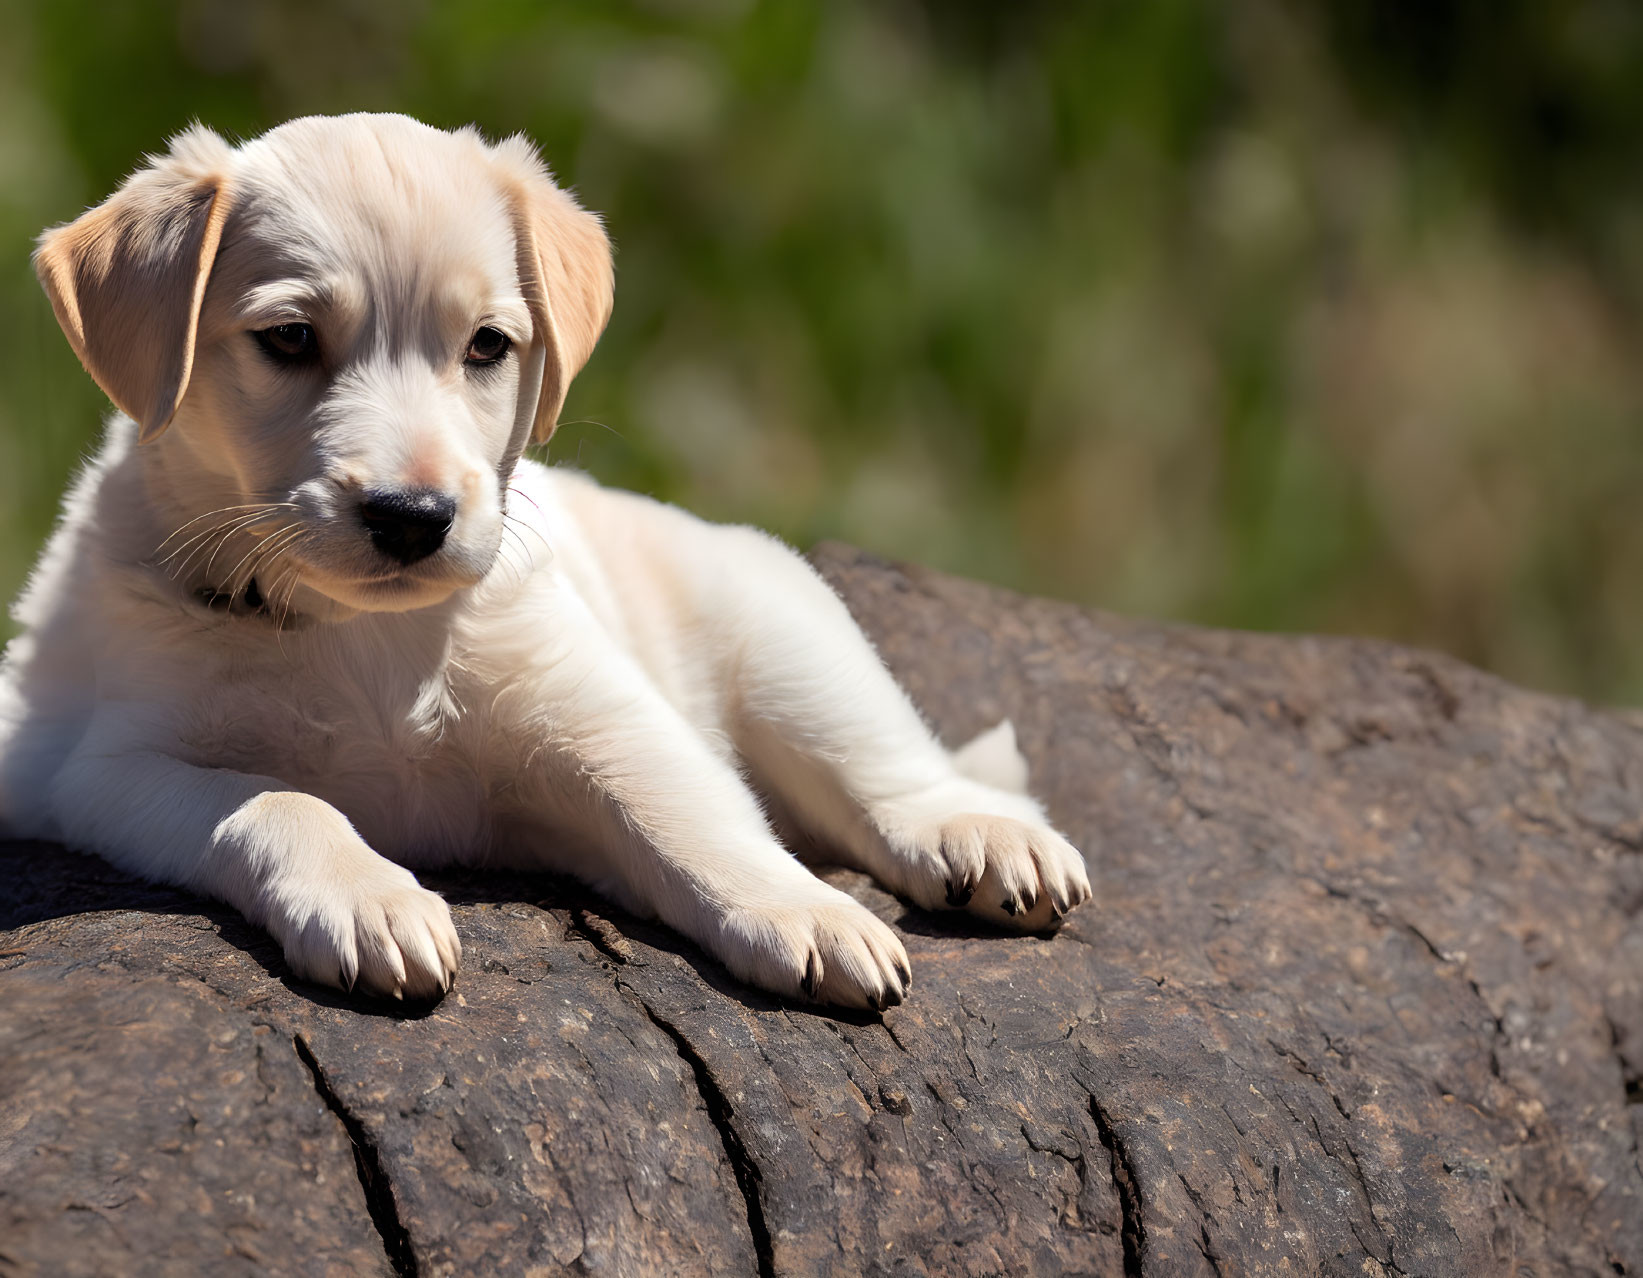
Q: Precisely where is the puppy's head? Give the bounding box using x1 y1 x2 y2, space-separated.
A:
34 114 613 614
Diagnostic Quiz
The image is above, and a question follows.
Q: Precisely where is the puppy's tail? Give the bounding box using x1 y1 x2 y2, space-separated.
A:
951 719 1031 795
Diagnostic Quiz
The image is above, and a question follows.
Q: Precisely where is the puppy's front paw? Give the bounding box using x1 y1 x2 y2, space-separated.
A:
713 889 911 1011
270 860 462 1001
882 789 1093 929
944 814 1092 929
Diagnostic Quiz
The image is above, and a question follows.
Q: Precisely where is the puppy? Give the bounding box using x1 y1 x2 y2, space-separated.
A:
1 114 1090 1009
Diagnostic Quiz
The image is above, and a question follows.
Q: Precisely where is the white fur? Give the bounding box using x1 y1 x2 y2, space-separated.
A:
1 114 1090 1009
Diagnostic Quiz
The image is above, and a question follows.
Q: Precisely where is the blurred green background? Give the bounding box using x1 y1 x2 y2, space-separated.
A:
4 0 1643 702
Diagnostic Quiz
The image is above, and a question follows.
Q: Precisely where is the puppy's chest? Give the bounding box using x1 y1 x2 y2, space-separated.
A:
177 651 508 857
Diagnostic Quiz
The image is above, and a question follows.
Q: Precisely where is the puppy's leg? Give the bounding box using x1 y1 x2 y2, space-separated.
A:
50 742 459 998
501 619 910 1010
717 532 1092 930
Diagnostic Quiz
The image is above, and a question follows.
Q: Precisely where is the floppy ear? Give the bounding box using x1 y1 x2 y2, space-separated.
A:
491 135 614 445
33 125 235 444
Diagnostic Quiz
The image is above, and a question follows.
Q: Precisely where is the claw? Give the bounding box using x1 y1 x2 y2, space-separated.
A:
1001 896 1020 917
801 952 820 1000
945 879 975 908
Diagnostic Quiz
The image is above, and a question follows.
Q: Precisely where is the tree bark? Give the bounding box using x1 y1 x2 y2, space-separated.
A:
2 544 1640 1276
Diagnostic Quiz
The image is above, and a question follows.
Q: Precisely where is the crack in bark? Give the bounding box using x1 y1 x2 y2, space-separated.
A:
628 994 776 1278
1019 1122 1100 1234
1606 1014 1643 1110
1302 874 1540 1129
1267 1082 1396 1270
825 1018 881 1101
1301 876 1459 972
293 1034 418 1278
1088 1094 1146 1278
953 994 993 1083
1269 1038 1353 1120
1198 1221 1227 1276
561 906 783 1267
1104 680 1215 821
559 907 775 1276
1172 1172 1229 1276
882 1017 915 1057
924 1085 1009 1227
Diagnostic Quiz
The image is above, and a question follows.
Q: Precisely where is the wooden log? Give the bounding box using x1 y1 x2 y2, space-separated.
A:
2 544 1639 1275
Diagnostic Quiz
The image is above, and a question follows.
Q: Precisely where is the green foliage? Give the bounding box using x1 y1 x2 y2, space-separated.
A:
4 0 1643 700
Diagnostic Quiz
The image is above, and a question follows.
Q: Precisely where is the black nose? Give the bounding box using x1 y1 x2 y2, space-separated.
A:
359 488 456 565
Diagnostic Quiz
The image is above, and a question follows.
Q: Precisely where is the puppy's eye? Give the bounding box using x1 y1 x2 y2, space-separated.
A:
255 323 318 364
465 327 511 367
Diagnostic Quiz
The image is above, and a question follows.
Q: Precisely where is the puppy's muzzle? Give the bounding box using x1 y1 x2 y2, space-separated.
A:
359 487 457 565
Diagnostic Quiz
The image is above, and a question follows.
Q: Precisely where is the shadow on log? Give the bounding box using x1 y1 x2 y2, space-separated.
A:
2 544 1641 1276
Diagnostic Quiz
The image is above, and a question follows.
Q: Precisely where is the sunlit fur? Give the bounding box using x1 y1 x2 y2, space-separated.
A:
0 114 1090 1008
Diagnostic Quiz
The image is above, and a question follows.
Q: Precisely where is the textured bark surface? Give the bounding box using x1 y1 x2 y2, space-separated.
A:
3 543 1642 1276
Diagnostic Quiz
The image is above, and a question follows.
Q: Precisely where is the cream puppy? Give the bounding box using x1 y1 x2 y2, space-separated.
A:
1 114 1090 1009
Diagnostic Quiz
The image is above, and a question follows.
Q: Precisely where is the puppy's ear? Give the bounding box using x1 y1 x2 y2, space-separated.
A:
34 125 235 444
490 135 614 445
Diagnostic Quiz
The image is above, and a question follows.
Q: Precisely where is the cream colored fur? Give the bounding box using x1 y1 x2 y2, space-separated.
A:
1 114 1090 1009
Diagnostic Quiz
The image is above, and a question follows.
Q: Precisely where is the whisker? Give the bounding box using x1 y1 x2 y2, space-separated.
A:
265 563 303 655
505 514 552 576
158 509 276 572
153 501 295 548
202 521 271 585
506 484 544 515
496 525 530 587
264 561 303 653
164 508 297 585
258 530 317 646
500 516 533 555
225 525 306 593
503 509 553 559
279 571 303 630
166 525 255 586
263 562 300 615
251 532 311 597
209 513 311 585
243 525 310 591
153 502 297 555
554 417 624 442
